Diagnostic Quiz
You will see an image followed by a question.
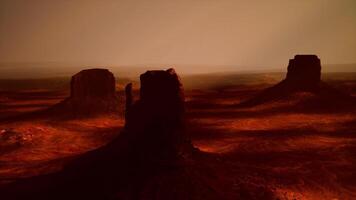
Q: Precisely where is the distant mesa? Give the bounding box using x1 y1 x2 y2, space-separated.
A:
285 55 321 91
240 55 355 108
52 68 119 115
70 68 116 101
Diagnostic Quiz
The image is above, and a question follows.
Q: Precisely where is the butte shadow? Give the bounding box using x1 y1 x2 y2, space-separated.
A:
238 55 356 112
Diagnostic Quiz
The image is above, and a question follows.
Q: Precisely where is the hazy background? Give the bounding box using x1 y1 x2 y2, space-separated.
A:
0 0 356 78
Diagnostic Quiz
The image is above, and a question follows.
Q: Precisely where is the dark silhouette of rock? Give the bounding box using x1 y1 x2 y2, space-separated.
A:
285 55 321 91
140 68 184 111
124 68 189 161
125 82 133 121
0 68 218 200
240 55 355 109
70 68 116 100
127 68 185 126
53 68 119 115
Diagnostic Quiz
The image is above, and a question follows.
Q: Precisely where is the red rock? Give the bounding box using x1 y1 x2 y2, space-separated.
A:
240 55 355 108
124 68 190 159
70 68 116 100
286 55 321 90
55 68 118 115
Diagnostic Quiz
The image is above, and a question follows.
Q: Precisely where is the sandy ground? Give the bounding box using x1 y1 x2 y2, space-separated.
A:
185 88 356 200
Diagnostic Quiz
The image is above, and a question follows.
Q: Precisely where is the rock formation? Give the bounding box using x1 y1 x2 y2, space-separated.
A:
54 68 119 115
1 68 283 200
70 68 117 101
240 55 355 108
124 83 133 121
285 55 321 91
126 68 184 124
124 68 189 160
0 68 210 200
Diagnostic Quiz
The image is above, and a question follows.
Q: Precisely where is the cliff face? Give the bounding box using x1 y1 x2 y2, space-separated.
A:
286 55 321 91
138 68 184 123
124 68 189 160
70 68 116 101
54 68 119 115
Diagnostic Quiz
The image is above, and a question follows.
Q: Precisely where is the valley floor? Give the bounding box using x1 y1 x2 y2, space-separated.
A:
0 73 355 199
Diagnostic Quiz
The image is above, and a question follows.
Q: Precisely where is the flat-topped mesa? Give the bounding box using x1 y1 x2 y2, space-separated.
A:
285 55 321 90
70 68 116 100
239 54 355 108
61 68 118 114
125 68 188 159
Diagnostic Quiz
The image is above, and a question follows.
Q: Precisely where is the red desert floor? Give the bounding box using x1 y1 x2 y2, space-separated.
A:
0 75 355 199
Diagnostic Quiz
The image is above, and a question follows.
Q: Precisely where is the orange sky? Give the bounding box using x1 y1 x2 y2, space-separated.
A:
0 0 355 74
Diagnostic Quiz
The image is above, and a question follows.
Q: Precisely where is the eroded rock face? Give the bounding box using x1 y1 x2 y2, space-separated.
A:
285 55 321 90
57 68 118 115
124 68 188 160
139 68 184 117
70 68 116 100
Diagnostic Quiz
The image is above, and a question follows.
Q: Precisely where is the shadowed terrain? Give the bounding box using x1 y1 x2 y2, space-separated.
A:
0 70 355 199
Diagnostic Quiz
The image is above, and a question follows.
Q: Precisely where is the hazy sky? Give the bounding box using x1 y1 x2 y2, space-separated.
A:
0 0 355 73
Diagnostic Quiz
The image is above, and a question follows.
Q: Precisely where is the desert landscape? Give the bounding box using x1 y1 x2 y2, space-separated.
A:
1 1 356 199
0 59 355 199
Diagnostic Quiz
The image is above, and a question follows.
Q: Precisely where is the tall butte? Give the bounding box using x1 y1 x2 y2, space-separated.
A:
124 68 189 159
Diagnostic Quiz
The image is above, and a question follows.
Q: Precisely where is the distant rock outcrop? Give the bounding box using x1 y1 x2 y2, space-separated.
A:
285 55 321 91
70 68 116 101
53 68 119 115
240 55 355 108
